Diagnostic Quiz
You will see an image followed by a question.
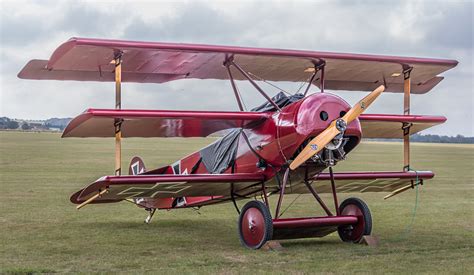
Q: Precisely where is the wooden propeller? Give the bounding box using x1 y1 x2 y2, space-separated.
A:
289 85 385 170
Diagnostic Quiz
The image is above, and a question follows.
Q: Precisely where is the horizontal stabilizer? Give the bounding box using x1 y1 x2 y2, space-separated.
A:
358 114 446 138
62 109 270 138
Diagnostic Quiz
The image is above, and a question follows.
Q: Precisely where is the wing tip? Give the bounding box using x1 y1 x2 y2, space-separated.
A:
61 110 94 138
17 59 49 79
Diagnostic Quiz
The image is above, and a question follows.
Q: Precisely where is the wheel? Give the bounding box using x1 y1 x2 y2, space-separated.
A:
238 200 273 249
337 197 372 243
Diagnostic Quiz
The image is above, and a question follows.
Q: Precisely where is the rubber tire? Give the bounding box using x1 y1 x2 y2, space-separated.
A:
337 197 372 243
238 201 273 249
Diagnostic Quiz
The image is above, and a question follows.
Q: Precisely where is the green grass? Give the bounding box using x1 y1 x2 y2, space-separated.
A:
0 131 473 274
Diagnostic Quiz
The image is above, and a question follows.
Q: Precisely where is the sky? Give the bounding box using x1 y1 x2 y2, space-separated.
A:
0 0 472 136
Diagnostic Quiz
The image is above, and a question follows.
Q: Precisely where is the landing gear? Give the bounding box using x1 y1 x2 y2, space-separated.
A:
238 201 273 249
236 170 373 249
144 208 156 224
337 197 372 243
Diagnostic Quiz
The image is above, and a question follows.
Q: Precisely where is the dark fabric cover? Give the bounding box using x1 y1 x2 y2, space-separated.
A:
200 129 242 174
199 93 303 174
251 92 304 112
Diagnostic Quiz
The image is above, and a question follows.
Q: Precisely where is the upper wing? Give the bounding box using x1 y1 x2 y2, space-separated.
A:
358 114 447 138
18 37 458 93
62 109 270 138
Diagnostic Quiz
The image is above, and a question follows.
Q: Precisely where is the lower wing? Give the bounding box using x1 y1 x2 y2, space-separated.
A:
71 170 432 208
307 170 432 194
70 173 266 205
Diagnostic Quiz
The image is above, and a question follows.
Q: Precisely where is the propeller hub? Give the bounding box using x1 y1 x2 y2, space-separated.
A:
335 119 347 132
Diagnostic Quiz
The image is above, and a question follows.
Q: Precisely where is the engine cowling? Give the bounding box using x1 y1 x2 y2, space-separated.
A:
292 93 362 166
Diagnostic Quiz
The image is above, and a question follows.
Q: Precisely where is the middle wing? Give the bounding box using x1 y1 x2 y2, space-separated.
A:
358 114 447 138
62 109 270 138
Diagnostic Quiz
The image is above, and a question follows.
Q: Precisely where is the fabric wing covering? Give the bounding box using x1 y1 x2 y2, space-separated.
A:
18 37 458 94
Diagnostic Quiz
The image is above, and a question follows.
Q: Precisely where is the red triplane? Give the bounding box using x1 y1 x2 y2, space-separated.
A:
19 38 457 249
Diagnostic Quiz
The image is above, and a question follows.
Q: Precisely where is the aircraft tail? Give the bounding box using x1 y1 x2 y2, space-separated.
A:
128 156 146 175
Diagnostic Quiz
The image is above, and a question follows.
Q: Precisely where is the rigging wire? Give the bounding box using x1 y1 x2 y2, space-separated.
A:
247 71 292 96
402 168 420 235
279 193 302 218
295 73 316 94
395 168 421 240
236 85 248 111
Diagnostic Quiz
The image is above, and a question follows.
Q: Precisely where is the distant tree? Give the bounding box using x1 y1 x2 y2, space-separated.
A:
0 117 8 129
6 120 19 129
21 123 31 130
410 133 473 144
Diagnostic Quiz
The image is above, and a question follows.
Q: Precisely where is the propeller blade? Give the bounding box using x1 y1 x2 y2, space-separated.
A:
289 85 385 170
341 85 385 124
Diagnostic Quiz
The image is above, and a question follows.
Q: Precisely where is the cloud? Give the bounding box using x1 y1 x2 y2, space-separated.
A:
0 0 472 135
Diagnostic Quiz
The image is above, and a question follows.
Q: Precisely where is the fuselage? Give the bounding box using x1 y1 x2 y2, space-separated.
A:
141 92 363 209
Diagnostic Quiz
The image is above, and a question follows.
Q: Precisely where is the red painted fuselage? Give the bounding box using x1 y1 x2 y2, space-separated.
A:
137 92 362 209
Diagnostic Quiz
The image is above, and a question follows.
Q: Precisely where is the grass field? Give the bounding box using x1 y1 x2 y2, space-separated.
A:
0 131 473 274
